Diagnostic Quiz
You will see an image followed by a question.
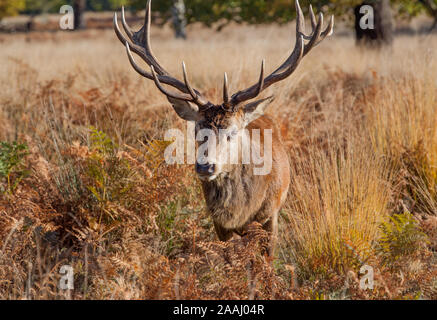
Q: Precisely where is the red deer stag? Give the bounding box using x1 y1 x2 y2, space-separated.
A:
114 0 334 255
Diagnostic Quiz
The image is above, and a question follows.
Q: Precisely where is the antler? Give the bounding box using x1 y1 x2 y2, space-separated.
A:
229 0 334 107
114 0 333 113
113 0 211 108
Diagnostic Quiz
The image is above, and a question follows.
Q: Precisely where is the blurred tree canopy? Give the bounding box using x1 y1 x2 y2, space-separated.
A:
1 0 321 25
2 0 437 30
393 0 437 31
21 0 129 14
0 0 25 20
395 0 437 18
128 0 300 27
23 0 64 15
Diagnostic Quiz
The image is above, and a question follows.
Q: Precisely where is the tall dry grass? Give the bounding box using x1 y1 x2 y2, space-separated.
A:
281 138 393 279
0 23 436 299
365 77 437 215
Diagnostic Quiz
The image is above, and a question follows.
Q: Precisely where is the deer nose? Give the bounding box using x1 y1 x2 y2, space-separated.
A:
196 163 215 176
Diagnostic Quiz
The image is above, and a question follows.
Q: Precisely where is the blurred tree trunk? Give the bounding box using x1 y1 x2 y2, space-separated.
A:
354 0 394 47
430 18 437 32
171 0 187 39
26 14 35 32
418 0 437 32
73 0 86 30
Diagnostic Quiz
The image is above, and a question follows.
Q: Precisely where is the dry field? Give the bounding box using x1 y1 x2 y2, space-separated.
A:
0 21 436 299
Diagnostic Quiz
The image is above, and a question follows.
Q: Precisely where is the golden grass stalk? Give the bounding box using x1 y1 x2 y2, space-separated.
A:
282 138 393 279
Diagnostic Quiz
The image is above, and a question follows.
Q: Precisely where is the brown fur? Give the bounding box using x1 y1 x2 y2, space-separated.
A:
200 114 290 255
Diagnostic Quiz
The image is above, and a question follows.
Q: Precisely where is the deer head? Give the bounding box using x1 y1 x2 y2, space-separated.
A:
114 0 333 181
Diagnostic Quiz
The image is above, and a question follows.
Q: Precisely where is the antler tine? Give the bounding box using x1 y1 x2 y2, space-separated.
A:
309 5 317 29
229 58 267 105
268 35 304 81
182 61 198 101
150 66 196 102
230 32 304 106
136 0 168 76
223 73 230 106
230 0 332 107
114 1 168 76
182 62 210 106
303 12 323 56
114 12 147 63
121 6 134 41
296 0 306 36
125 42 188 94
115 12 165 76
125 41 151 78
307 14 334 47
126 42 211 108
321 15 335 39
301 6 334 46
256 59 265 96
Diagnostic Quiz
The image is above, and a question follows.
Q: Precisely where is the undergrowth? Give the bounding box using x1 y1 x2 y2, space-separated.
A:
0 30 435 300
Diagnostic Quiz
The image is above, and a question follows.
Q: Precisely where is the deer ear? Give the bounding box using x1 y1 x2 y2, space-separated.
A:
167 97 204 122
242 96 274 125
